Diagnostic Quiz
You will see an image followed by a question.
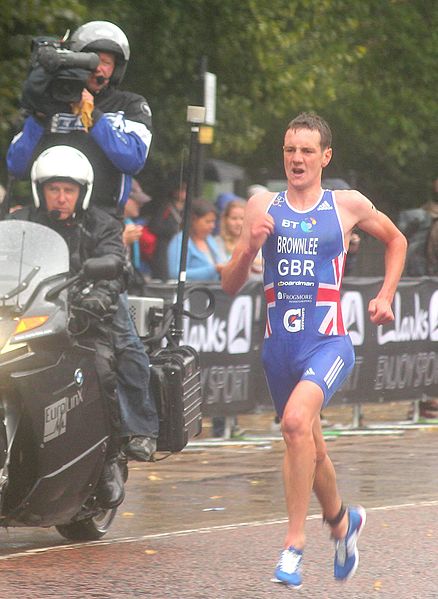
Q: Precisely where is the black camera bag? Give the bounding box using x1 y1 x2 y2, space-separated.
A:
150 345 202 452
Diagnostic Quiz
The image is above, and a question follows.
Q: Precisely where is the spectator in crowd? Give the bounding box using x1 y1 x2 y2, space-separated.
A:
344 230 361 275
214 198 246 260
399 176 438 419
424 177 438 275
7 21 158 463
212 198 248 438
216 196 264 282
422 178 438 418
213 197 264 438
247 183 268 198
213 192 244 235
123 179 153 293
167 198 227 437
148 179 186 280
167 198 225 281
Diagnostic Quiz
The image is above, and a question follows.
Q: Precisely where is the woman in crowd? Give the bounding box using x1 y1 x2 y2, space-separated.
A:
168 198 227 438
167 198 225 281
214 199 246 260
216 198 263 280
149 180 186 280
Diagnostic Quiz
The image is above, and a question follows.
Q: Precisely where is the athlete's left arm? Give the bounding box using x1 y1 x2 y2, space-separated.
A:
341 191 407 325
90 95 152 174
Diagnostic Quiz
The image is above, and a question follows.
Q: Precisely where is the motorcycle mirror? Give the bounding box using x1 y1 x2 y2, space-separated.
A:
81 256 123 281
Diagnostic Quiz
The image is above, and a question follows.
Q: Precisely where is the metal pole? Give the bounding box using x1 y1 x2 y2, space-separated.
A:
171 106 206 344
193 56 208 198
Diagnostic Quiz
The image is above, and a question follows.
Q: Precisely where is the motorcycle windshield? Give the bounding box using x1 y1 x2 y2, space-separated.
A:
0 221 69 308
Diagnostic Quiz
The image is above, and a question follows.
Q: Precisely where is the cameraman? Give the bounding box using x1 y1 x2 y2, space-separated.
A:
7 21 152 214
7 21 159 462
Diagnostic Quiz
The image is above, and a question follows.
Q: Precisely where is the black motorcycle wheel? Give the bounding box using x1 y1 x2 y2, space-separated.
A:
55 508 117 541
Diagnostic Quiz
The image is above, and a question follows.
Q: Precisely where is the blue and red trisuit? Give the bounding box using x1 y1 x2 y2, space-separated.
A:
262 189 355 417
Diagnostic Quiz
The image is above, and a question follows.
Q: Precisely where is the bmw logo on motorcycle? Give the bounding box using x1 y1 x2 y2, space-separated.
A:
74 368 84 387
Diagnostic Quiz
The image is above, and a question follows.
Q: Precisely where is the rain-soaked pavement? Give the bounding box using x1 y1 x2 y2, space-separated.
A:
0 403 437 598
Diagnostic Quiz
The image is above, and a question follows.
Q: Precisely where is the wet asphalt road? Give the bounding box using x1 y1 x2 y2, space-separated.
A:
0 426 437 598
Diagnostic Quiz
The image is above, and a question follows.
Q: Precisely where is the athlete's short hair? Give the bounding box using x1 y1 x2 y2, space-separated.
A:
286 112 332 150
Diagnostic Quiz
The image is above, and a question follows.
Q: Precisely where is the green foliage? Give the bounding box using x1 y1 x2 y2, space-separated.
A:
0 0 436 209
320 0 438 208
119 0 437 207
0 0 87 175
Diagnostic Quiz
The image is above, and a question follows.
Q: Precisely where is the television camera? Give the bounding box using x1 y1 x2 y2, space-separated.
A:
21 37 99 115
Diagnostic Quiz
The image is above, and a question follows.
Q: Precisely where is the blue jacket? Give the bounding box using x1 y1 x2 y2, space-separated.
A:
7 86 152 212
167 232 222 281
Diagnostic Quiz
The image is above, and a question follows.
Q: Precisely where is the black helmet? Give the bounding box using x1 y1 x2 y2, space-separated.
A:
31 146 94 213
69 21 130 85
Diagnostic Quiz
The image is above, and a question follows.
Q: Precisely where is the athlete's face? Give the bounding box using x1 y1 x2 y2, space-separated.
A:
283 128 332 190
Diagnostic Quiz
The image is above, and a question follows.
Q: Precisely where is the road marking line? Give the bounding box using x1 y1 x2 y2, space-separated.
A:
1 499 438 561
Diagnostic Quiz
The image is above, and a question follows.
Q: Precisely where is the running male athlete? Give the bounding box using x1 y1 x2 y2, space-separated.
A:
221 112 407 589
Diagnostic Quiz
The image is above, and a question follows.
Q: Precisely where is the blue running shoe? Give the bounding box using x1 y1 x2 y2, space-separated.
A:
271 546 303 589
334 505 366 581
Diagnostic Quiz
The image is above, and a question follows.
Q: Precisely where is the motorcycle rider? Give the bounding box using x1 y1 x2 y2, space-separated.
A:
8 145 127 509
7 21 159 462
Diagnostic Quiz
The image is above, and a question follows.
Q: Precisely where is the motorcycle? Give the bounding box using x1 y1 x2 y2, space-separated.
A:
0 219 125 541
0 216 214 543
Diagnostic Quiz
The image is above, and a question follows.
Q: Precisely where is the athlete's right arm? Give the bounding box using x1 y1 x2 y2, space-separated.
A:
221 193 274 295
7 116 45 178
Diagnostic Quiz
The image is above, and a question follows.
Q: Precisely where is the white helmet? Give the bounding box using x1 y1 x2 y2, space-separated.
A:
69 21 130 85
31 146 94 212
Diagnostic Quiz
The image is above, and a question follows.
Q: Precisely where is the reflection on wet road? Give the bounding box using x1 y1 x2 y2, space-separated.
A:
0 428 437 557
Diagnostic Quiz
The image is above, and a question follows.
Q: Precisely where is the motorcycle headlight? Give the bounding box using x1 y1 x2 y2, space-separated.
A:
13 315 49 335
0 319 24 356
0 315 48 356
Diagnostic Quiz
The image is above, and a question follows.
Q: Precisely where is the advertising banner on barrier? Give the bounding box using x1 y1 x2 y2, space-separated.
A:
341 277 438 403
146 277 438 415
146 281 265 416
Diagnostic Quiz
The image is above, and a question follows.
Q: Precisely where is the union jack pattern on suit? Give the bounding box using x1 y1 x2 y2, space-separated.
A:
261 190 355 415
264 282 276 338
316 251 346 335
